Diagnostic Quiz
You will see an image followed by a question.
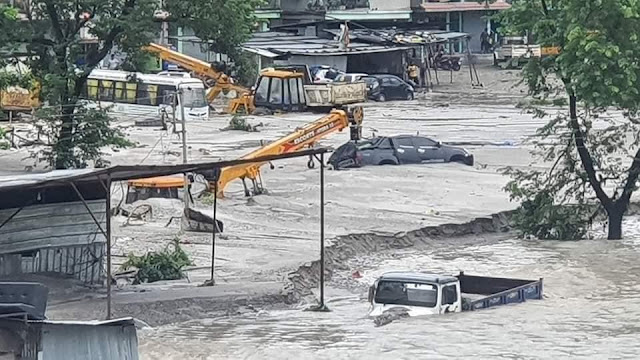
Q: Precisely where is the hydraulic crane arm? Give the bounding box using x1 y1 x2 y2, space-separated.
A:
211 106 364 197
143 43 251 103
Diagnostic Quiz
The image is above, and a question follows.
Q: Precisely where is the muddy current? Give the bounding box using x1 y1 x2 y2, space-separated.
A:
139 217 640 359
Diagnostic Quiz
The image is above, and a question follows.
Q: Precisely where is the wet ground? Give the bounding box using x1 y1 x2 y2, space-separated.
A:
139 217 640 359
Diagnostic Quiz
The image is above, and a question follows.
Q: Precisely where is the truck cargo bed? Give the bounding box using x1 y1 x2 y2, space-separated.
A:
458 273 543 311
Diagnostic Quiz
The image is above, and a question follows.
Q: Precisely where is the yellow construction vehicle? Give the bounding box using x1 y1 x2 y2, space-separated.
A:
210 105 364 197
143 43 255 113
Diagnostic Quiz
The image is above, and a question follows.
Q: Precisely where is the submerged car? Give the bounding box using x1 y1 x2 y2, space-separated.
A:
362 75 414 102
328 135 474 169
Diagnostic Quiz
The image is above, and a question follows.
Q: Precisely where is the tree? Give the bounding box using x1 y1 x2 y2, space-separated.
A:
0 0 263 168
499 1 640 239
165 0 264 79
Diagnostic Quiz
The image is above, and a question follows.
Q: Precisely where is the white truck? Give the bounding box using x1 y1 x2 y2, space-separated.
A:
493 36 542 68
368 271 543 317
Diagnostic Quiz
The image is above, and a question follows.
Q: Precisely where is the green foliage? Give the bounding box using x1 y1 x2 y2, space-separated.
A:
223 115 262 132
0 126 9 150
499 0 640 239
507 187 589 240
165 0 264 60
121 238 193 284
233 52 260 88
36 105 133 168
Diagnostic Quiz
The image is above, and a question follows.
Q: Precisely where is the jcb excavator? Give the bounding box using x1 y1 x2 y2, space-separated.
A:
209 106 364 197
143 43 256 113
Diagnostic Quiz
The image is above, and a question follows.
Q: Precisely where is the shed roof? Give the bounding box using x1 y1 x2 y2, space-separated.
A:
0 148 326 193
243 31 407 58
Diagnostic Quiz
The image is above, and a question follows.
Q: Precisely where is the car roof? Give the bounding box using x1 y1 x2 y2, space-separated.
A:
379 272 458 285
370 74 402 79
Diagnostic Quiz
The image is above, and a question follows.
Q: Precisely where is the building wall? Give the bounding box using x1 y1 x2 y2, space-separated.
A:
283 55 348 72
0 200 106 285
463 11 488 53
369 0 411 10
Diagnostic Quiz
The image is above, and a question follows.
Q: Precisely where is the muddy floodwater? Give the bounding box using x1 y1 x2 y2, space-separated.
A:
139 218 640 360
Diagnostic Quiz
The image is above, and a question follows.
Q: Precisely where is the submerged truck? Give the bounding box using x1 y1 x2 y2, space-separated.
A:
368 271 543 316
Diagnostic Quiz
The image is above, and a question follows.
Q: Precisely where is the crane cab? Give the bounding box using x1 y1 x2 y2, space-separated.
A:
253 70 307 112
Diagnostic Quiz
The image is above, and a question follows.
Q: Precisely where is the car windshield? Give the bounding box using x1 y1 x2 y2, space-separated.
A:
181 87 207 108
363 77 379 88
374 280 438 308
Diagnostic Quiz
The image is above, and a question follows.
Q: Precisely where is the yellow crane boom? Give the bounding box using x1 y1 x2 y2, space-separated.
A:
143 43 254 113
212 106 364 197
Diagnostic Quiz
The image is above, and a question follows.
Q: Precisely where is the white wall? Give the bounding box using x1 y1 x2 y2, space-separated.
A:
369 0 411 10
463 11 488 53
283 55 348 72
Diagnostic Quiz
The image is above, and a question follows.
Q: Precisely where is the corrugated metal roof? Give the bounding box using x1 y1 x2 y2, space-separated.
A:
35 317 135 326
244 31 407 58
0 148 326 192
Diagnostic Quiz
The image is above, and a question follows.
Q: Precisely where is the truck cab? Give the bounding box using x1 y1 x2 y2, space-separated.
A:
368 272 462 317
368 271 544 317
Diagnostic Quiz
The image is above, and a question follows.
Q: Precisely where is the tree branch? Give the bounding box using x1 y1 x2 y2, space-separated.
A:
43 0 65 41
618 147 640 205
568 95 613 210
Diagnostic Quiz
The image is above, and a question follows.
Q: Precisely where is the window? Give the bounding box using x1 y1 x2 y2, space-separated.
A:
388 77 402 86
114 81 137 104
394 137 415 148
98 80 115 101
289 78 299 105
86 79 99 100
413 137 437 147
374 281 438 308
442 284 458 305
181 87 207 108
158 85 176 106
136 84 158 106
381 77 391 85
269 77 282 104
255 78 270 103
377 137 393 149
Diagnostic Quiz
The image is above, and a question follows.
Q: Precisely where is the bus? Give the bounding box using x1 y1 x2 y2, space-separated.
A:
82 69 209 122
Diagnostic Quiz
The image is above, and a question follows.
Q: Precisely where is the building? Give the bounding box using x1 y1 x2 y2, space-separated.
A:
0 282 139 360
243 31 408 77
0 172 107 285
262 0 511 54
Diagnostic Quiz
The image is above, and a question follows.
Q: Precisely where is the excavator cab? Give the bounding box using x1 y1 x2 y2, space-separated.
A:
253 70 307 112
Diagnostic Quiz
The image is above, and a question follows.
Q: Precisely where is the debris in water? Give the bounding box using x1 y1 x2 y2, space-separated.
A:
373 307 410 327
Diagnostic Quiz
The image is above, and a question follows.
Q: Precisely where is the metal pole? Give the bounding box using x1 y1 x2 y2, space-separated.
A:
319 152 325 309
105 177 112 320
210 183 217 284
178 89 189 228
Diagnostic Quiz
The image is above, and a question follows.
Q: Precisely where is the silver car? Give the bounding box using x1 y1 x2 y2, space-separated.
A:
329 135 474 169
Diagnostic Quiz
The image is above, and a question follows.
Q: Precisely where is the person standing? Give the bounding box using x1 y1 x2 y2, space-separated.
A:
407 63 420 86
480 30 489 53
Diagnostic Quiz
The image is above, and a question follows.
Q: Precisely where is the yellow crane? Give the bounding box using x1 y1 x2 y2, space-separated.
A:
212 106 364 197
143 43 255 113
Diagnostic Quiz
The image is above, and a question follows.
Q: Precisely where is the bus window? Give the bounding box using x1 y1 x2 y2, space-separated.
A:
99 80 114 101
137 84 158 106
158 85 176 105
269 77 282 104
255 78 270 103
86 79 99 100
114 82 125 102
125 83 137 103
283 78 290 105
289 78 299 105
297 78 305 104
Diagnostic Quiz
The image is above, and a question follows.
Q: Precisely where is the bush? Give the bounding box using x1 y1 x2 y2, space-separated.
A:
510 191 589 240
222 116 262 132
121 238 193 284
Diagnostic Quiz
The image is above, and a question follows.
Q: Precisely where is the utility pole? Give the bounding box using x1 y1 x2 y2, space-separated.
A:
178 88 189 231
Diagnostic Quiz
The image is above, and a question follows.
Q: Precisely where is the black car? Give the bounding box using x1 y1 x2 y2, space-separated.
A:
362 75 415 102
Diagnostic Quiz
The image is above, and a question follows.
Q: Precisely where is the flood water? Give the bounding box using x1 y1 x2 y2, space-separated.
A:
139 218 640 359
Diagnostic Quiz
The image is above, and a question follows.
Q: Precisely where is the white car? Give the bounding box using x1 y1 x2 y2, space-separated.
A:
335 73 368 83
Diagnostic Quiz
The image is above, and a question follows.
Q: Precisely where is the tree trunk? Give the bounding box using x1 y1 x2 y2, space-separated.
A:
607 207 624 240
54 103 76 169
